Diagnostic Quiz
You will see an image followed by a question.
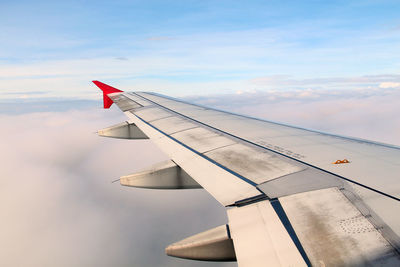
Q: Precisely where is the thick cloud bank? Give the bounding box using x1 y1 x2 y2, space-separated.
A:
1 89 399 266
0 107 231 267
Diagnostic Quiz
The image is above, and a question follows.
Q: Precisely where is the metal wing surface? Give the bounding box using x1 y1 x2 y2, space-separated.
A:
93 81 400 266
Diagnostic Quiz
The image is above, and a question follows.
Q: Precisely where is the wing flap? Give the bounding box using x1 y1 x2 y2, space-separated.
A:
204 143 305 184
134 106 174 121
227 200 307 266
171 127 236 153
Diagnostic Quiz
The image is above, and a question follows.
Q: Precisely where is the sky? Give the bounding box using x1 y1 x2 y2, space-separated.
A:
1 0 400 266
1 0 400 100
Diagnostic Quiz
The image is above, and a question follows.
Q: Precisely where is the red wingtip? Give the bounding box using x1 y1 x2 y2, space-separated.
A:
92 81 123 109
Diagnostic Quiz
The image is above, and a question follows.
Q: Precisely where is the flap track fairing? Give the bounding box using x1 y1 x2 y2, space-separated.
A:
120 160 202 189
98 121 148 139
165 224 236 261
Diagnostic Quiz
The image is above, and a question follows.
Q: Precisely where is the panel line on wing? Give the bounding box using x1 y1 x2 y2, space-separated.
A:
148 115 174 122
168 126 200 136
200 143 237 154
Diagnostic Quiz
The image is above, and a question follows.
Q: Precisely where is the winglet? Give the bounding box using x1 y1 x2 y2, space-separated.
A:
92 80 123 109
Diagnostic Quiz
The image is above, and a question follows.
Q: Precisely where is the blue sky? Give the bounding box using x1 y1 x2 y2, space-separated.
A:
1 0 399 99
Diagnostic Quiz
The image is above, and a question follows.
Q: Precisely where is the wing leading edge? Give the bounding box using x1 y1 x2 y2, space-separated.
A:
93 81 400 266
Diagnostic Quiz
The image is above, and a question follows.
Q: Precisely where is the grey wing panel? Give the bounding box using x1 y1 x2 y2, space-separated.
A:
204 143 305 184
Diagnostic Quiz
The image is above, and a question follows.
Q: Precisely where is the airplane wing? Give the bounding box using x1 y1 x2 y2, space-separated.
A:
93 81 400 266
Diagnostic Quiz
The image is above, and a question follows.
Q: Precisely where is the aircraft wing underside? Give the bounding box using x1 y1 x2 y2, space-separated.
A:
93 81 400 266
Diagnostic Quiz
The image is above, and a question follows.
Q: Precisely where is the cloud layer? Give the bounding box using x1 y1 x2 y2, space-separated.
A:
1 88 399 266
0 107 232 267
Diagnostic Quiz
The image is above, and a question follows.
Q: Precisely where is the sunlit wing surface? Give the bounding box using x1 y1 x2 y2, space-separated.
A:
93 81 400 266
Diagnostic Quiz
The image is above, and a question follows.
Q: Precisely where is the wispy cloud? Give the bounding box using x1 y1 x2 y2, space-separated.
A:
249 74 400 90
114 56 129 61
379 82 400 88
3 91 48 95
146 36 175 41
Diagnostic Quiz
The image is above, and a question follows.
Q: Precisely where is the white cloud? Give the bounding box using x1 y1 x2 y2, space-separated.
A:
0 23 399 99
0 108 232 267
146 36 176 41
379 82 400 88
250 74 400 91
